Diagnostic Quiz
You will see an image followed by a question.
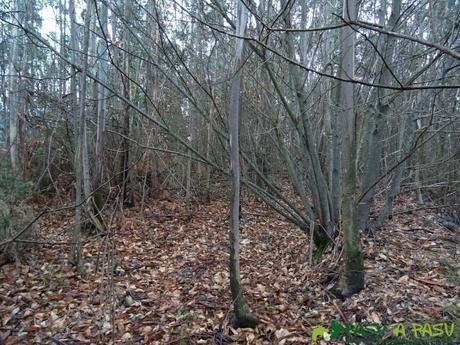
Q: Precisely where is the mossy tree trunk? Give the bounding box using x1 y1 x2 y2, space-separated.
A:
338 0 364 297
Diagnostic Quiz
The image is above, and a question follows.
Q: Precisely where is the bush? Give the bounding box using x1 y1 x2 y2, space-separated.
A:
0 167 37 265
0 167 34 204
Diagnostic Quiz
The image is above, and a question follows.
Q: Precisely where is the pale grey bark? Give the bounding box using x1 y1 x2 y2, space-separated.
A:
7 0 25 172
69 0 81 267
81 1 93 200
228 0 258 328
71 0 93 270
414 116 424 204
94 2 108 209
205 101 214 202
58 0 66 97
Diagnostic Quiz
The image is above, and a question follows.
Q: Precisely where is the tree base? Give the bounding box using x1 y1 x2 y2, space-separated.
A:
234 312 259 328
334 265 364 299
313 230 331 260
332 278 364 300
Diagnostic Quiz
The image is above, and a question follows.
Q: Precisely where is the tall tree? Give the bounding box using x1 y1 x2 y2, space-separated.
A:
71 0 93 269
228 0 259 328
337 0 364 297
94 1 108 211
119 0 132 206
7 0 27 172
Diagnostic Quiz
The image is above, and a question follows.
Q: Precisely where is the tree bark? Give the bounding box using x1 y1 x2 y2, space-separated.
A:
69 0 81 268
338 0 364 298
94 1 108 211
119 0 132 206
7 0 24 172
71 0 93 270
228 0 258 328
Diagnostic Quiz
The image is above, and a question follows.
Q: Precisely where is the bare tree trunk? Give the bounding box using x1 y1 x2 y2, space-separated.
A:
69 0 81 268
7 0 23 172
94 1 108 211
228 0 258 328
415 117 424 204
72 0 92 269
81 1 93 201
119 1 132 206
18 35 29 180
59 0 66 97
147 0 160 196
205 102 213 202
330 79 342 225
186 143 192 215
338 0 364 298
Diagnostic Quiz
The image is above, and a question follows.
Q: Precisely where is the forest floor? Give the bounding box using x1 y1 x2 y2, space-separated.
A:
0 192 459 344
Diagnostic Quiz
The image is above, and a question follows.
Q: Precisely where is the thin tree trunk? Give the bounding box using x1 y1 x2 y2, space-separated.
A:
186 143 192 215
72 0 93 270
205 103 213 202
59 0 66 97
69 0 80 268
415 117 424 204
94 1 108 211
120 1 132 206
7 0 23 172
330 78 342 225
228 0 258 328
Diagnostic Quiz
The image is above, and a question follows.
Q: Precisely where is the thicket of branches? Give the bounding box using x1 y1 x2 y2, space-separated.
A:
0 0 459 315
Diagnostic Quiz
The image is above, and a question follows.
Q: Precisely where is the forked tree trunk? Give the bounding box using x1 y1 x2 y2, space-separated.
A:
228 0 258 328
280 0 334 250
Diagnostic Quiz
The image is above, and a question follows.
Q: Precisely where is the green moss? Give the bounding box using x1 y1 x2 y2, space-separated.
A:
340 248 364 297
313 230 331 260
233 294 259 328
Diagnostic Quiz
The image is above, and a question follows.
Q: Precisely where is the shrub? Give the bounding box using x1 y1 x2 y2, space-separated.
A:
0 166 37 265
0 166 34 203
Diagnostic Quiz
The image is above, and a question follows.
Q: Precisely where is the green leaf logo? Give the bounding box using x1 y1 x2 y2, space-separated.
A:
312 326 330 342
